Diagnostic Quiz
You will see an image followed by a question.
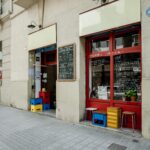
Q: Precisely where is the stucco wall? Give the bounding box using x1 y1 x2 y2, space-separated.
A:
142 0 150 139
0 0 150 139
10 10 29 109
0 0 98 121
43 0 98 122
0 20 11 106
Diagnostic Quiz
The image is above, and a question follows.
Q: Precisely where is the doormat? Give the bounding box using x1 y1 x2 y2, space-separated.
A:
107 143 127 150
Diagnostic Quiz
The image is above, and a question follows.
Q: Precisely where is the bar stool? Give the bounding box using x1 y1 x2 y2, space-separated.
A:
85 107 98 121
121 111 136 132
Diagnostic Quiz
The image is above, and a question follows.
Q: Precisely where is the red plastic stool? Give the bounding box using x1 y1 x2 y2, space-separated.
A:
121 111 136 132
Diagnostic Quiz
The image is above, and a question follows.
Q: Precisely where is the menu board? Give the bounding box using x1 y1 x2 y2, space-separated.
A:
58 44 75 80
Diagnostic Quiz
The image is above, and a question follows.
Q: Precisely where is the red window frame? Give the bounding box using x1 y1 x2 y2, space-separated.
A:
43 50 57 65
86 25 142 129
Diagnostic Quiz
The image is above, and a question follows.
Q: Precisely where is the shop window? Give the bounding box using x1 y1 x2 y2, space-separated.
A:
92 38 109 52
90 57 110 100
114 53 141 101
115 31 140 49
87 25 141 103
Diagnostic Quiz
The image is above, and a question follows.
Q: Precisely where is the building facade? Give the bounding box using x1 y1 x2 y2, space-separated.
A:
0 0 150 139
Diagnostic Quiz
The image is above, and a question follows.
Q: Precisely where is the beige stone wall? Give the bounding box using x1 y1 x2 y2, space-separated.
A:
43 0 98 122
0 0 98 121
0 20 11 105
0 0 150 139
141 0 150 139
10 9 29 109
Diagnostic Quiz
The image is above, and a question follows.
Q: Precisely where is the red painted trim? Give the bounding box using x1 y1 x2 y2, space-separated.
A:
89 98 141 106
90 51 110 58
114 27 140 36
113 100 141 106
46 62 57 65
80 22 140 38
89 46 141 59
109 33 114 106
86 38 90 107
43 50 57 65
113 46 141 55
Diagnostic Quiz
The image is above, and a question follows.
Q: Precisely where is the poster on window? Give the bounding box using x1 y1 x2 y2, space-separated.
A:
98 86 108 100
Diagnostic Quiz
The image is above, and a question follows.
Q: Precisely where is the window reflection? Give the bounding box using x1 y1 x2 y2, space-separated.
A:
90 57 110 100
115 32 139 49
92 38 109 52
114 53 141 101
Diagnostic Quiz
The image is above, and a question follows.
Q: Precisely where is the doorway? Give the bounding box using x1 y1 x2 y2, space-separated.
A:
29 48 57 117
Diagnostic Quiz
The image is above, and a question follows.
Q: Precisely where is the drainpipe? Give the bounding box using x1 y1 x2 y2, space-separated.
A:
10 0 13 14
38 0 45 29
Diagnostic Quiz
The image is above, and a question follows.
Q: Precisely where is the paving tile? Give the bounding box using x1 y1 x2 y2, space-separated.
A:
0 105 150 150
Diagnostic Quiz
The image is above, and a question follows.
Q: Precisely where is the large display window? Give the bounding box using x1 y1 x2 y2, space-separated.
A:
114 53 141 101
86 24 141 129
86 25 141 103
90 57 110 100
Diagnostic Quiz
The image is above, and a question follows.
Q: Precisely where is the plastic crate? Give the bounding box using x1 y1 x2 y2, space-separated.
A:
30 98 42 105
92 111 107 127
43 104 50 111
107 107 121 128
31 104 42 112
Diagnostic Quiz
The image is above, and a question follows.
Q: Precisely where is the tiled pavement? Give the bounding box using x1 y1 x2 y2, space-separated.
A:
0 105 150 150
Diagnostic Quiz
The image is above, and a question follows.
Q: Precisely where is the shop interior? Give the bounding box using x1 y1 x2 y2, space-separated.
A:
29 46 57 117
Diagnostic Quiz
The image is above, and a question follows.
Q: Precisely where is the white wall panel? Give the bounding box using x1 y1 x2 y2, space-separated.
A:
28 24 56 50
79 0 141 36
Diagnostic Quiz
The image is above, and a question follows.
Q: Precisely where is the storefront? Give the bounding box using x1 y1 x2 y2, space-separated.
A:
28 24 57 114
86 24 141 129
1 0 150 139
80 0 141 129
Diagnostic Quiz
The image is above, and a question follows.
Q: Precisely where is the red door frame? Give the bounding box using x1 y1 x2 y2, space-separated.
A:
43 50 57 65
41 50 57 91
86 25 142 130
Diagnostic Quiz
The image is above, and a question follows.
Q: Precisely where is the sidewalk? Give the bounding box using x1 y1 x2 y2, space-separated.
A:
0 105 150 150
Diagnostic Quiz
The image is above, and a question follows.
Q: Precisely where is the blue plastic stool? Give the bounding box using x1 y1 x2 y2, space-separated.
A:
92 111 107 127
30 98 42 105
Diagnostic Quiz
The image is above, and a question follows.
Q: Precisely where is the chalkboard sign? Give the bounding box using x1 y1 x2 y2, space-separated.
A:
58 44 76 81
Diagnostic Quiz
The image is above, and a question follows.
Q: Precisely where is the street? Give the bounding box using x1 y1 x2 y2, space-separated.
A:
0 105 150 150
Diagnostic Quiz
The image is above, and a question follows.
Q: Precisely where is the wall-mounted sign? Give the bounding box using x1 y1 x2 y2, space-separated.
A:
58 44 76 81
79 0 140 36
146 7 150 17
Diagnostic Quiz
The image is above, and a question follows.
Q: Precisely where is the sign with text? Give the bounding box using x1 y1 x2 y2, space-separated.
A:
98 86 108 100
58 44 76 81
